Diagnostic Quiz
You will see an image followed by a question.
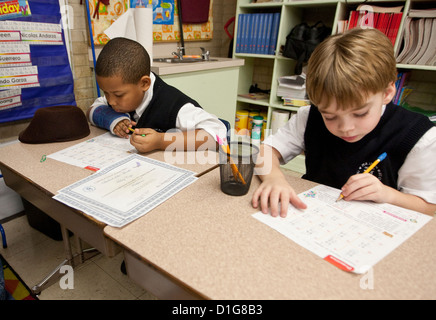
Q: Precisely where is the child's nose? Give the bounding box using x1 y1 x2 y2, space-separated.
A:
338 118 354 133
106 96 117 108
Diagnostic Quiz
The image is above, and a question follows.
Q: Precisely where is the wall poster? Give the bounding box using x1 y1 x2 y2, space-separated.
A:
89 0 213 45
0 0 76 123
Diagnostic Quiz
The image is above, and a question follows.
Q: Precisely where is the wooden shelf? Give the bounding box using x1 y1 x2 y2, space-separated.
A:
233 0 436 173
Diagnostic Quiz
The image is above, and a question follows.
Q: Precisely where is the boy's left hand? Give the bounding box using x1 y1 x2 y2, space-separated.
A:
341 173 391 203
130 128 163 153
114 119 136 139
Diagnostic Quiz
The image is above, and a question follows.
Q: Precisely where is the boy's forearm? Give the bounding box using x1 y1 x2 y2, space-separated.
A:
160 129 218 151
387 188 436 216
254 144 283 179
87 104 130 133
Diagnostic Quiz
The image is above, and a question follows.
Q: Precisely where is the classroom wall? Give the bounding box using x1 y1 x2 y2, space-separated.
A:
0 0 237 143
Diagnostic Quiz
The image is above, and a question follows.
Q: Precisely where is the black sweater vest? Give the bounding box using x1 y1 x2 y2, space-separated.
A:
303 103 434 189
135 74 202 132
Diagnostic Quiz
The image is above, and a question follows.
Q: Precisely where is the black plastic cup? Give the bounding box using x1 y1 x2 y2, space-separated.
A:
219 142 259 196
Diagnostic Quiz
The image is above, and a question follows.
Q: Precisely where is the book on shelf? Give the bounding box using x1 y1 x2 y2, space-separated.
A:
277 75 307 100
238 92 270 100
393 71 411 105
408 8 436 18
396 8 436 66
283 98 311 107
397 86 413 105
235 12 280 55
337 5 404 46
402 102 436 124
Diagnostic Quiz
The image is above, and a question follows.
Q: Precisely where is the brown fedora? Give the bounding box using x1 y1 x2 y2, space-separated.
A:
19 106 90 144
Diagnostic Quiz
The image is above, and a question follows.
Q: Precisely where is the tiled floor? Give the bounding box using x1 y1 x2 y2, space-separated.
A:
0 214 158 300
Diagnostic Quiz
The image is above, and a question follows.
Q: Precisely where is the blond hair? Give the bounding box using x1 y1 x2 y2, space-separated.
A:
306 28 397 110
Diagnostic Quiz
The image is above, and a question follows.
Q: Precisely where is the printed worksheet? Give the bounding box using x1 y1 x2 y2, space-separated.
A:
252 185 432 274
48 132 137 171
53 154 197 227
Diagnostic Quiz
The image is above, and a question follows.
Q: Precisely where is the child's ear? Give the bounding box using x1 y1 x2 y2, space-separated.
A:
139 75 151 92
383 82 396 104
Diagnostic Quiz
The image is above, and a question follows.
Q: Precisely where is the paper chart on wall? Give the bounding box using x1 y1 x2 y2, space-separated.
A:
252 185 432 274
48 132 137 171
53 154 197 227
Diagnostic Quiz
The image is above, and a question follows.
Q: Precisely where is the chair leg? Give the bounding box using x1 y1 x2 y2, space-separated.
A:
0 224 6 249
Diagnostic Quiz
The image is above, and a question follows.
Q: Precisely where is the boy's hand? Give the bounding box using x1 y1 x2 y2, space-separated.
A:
114 119 136 138
341 173 391 203
130 128 163 153
252 175 307 218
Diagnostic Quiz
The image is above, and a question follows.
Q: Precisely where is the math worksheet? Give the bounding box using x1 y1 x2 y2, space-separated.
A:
53 154 197 227
48 132 136 171
252 185 432 274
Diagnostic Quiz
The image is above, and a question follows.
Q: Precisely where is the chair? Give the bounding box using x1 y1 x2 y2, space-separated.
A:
0 224 6 249
219 118 231 144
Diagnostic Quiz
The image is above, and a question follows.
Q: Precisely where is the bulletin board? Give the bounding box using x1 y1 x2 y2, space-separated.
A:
88 0 213 45
0 0 76 123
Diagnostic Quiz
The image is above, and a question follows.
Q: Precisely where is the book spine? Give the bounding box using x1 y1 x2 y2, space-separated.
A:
258 13 266 54
264 13 273 54
235 14 244 53
250 14 259 54
269 13 280 55
242 14 250 53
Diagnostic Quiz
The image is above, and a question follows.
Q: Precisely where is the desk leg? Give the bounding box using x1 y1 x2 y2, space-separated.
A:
31 225 100 296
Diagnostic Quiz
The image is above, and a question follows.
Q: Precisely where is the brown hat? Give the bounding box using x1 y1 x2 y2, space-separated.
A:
19 106 90 144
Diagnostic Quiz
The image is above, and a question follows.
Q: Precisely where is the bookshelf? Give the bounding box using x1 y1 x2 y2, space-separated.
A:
233 0 436 173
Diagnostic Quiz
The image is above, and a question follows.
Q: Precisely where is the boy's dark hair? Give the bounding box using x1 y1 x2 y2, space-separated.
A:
95 37 151 84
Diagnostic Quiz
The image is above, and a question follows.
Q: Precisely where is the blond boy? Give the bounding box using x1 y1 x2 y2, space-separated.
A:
252 28 436 217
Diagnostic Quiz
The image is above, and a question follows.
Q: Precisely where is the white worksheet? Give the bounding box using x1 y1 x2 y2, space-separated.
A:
48 132 137 171
252 185 432 274
53 154 197 227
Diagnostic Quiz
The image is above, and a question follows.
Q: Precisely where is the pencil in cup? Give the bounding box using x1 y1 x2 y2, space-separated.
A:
216 136 246 185
336 152 387 202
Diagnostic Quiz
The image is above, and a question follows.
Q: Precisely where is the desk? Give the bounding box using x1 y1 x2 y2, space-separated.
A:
0 127 113 256
0 125 219 293
105 169 436 300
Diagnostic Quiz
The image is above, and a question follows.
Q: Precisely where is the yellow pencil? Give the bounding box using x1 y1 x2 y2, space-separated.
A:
216 135 246 185
129 127 146 137
224 144 246 185
336 152 387 202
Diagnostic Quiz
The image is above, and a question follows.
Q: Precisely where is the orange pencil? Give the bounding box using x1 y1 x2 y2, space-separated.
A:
217 136 246 185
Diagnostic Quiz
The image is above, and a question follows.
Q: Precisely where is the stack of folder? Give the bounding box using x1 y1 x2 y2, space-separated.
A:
235 13 281 55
